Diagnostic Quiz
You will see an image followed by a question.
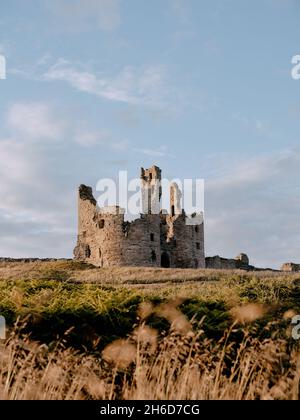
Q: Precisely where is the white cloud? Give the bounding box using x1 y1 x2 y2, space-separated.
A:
74 129 128 151
207 154 277 191
75 130 111 147
0 103 76 257
0 100 136 257
0 139 39 203
7 102 65 141
43 60 172 107
133 145 167 157
232 112 274 138
0 41 10 56
47 0 121 32
205 149 300 268
170 0 191 25
110 139 130 152
0 134 72 235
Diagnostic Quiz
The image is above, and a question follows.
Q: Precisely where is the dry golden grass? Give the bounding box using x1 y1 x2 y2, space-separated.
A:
1 317 299 400
230 303 268 324
0 260 296 286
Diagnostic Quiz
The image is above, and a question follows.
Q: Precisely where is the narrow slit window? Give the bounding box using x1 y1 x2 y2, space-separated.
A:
85 245 91 258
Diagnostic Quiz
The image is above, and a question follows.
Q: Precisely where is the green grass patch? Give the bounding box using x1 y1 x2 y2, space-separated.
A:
0 261 300 352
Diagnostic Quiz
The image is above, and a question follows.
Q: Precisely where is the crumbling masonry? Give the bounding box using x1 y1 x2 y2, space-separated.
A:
74 166 205 268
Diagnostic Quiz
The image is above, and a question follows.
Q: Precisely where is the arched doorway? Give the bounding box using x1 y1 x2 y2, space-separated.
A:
161 252 170 268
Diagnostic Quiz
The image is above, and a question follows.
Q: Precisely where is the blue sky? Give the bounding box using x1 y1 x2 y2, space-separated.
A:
0 0 300 268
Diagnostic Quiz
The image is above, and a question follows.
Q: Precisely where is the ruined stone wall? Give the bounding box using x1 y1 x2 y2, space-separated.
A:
159 213 205 269
205 254 256 270
0 258 72 263
74 165 205 269
205 256 237 270
124 214 161 267
74 191 126 266
281 262 300 272
74 185 124 266
74 185 162 267
92 213 162 268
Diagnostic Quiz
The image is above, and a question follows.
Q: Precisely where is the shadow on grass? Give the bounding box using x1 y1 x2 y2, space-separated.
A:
0 297 233 352
3 293 295 354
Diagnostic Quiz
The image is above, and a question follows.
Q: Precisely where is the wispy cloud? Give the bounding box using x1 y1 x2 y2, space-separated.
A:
205 149 300 268
133 145 167 157
0 101 130 257
232 112 274 139
43 60 172 107
7 102 65 141
11 56 185 115
75 129 129 151
0 102 69 216
46 0 122 32
170 0 191 25
75 130 111 148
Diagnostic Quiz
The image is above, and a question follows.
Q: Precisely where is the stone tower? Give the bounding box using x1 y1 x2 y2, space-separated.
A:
170 182 182 216
140 165 162 215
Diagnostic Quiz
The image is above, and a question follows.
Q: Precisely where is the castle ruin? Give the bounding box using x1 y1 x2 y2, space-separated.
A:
205 253 254 270
281 262 300 272
74 165 205 269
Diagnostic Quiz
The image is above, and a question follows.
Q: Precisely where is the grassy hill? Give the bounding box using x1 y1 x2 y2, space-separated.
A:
0 260 300 399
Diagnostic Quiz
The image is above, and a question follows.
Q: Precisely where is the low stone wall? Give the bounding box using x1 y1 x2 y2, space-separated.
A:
205 253 256 271
0 258 72 263
281 263 300 272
